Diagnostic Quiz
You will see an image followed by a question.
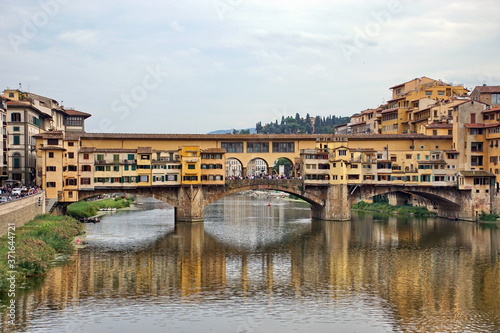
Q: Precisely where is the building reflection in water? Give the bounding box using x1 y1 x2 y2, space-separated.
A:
3 203 500 332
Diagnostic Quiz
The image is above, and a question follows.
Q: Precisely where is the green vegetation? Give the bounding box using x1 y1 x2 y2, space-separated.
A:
352 201 437 217
479 211 500 222
0 215 84 292
256 113 349 134
66 196 133 218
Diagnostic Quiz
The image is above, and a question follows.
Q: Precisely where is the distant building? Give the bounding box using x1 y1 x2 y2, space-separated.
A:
470 85 500 108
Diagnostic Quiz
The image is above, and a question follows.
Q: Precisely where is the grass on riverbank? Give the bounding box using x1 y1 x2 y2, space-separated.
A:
352 201 437 217
0 215 84 293
66 197 134 218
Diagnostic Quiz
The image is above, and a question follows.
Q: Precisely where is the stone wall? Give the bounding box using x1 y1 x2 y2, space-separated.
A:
0 192 46 236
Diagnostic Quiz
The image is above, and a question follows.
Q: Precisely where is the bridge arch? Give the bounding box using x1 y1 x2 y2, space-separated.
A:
226 157 243 178
247 158 269 177
353 185 463 217
205 179 324 208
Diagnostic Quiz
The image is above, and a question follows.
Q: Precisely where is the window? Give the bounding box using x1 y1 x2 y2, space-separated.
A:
11 113 21 122
247 142 269 153
113 154 120 162
470 128 483 135
338 150 347 156
222 142 243 153
68 152 74 159
46 182 56 188
188 164 196 169
13 126 20 132
471 156 483 166
83 153 89 160
471 142 483 152
113 166 119 172
65 179 77 186
492 94 500 104
141 154 150 160
470 113 476 124
13 155 20 168
47 139 58 145
105 166 111 171
13 135 20 145
80 178 91 185
95 165 104 171
272 142 294 153
67 165 77 171
127 154 135 160
65 117 83 126
81 165 91 172
183 176 198 181
425 91 432 96
438 91 445 96
96 154 104 161
433 130 437 136
68 142 74 146
139 175 149 182
48 152 54 158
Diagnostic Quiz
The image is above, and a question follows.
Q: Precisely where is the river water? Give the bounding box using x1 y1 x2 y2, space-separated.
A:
2 194 500 333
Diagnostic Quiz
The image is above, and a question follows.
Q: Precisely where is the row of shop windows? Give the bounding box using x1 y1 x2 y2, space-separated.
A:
58 174 226 186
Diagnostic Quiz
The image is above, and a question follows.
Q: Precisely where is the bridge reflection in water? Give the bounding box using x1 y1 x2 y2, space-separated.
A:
6 208 500 332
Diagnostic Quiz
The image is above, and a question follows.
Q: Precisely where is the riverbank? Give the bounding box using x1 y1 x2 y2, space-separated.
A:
66 197 134 219
0 214 84 293
352 201 437 217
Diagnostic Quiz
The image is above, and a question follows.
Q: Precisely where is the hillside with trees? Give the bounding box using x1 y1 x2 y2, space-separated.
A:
255 113 349 134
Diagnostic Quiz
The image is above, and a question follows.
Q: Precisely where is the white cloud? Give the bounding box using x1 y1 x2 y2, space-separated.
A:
1 0 500 133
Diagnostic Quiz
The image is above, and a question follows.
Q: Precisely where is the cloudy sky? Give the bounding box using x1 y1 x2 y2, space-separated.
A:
1 0 500 134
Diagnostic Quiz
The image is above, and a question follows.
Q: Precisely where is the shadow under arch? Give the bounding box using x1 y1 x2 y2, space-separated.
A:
205 179 323 208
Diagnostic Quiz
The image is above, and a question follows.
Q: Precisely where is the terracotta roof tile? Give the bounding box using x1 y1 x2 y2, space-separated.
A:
137 147 152 154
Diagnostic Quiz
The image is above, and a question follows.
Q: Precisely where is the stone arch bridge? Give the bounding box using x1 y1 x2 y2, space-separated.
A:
77 180 480 222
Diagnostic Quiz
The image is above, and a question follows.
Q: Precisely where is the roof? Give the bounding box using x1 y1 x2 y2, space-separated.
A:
61 108 91 118
464 123 500 129
418 159 446 164
379 107 399 114
79 147 96 153
389 76 435 90
459 171 495 177
472 86 500 94
201 148 226 153
95 148 137 153
39 146 66 151
481 107 500 114
426 123 452 129
137 147 152 154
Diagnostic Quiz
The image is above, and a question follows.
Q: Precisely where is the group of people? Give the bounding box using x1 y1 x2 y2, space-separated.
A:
0 184 42 202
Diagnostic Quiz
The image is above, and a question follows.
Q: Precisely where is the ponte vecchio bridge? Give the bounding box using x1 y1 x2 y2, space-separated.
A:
35 132 495 222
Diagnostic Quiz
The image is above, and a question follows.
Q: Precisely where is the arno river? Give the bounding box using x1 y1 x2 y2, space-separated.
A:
2 194 500 332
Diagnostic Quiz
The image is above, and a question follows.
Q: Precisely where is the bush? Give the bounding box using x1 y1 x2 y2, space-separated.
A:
15 238 55 276
352 201 436 217
0 214 83 292
67 197 132 218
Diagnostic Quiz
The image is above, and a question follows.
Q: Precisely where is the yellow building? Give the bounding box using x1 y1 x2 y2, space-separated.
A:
379 77 469 134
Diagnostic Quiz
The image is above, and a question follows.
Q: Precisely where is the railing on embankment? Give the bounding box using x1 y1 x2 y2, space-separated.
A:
0 192 45 236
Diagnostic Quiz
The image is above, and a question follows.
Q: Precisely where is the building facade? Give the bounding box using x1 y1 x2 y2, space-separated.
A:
2 88 90 186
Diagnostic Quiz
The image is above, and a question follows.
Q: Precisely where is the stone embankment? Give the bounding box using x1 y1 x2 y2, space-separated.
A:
0 192 45 237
